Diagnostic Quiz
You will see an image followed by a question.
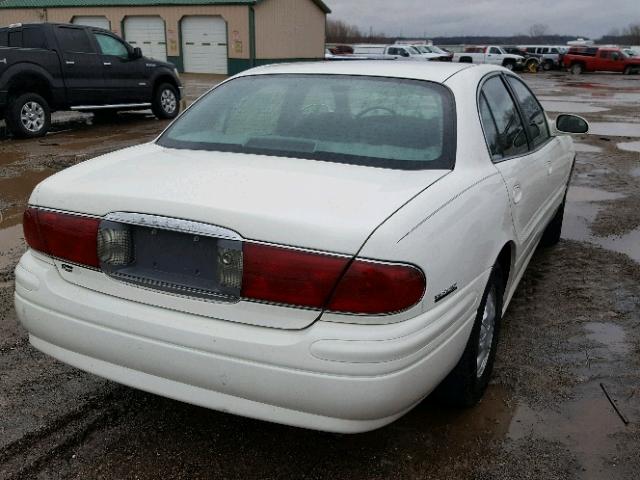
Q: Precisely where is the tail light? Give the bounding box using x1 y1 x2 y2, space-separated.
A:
24 208 426 315
242 243 425 314
23 208 100 267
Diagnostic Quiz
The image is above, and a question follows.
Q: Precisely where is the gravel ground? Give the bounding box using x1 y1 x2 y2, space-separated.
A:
0 71 639 480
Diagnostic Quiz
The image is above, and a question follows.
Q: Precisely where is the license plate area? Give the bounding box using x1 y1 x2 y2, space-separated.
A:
98 213 243 301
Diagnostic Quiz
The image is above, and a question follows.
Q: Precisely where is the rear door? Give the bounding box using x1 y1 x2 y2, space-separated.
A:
92 30 147 103
53 25 104 105
478 75 548 254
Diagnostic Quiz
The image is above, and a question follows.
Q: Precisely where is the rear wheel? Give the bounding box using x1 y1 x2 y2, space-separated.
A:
623 65 634 75
6 92 51 138
152 83 180 120
434 265 504 407
542 60 553 71
570 63 584 75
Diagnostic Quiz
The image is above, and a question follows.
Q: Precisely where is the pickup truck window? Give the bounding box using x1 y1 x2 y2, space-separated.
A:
8 30 22 48
480 76 528 159
158 74 456 170
23 27 47 49
56 27 93 54
489 47 501 54
95 33 129 58
506 76 550 149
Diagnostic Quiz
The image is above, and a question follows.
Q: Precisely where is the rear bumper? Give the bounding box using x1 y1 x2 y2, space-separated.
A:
15 250 485 433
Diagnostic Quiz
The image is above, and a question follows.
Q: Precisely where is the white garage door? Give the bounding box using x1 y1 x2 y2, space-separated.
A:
72 16 110 30
124 16 167 62
182 16 227 74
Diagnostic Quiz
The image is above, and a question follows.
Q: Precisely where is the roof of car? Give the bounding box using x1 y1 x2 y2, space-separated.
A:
236 61 480 84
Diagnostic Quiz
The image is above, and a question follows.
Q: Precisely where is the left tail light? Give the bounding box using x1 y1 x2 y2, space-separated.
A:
23 207 100 268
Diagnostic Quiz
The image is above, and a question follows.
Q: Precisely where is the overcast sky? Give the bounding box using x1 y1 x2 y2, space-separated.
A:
323 0 639 38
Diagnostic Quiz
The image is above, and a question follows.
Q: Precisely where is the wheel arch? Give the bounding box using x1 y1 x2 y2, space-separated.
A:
495 241 515 294
151 72 181 100
4 67 54 105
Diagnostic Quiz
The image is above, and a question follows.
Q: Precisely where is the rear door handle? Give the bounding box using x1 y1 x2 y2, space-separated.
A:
512 184 523 204
65 60 75 65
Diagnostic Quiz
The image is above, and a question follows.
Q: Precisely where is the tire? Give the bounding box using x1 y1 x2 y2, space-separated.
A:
623 65 634 75
570 63 584 75
540 198 566 247
152 83 180 120
434 265 504 407
5 92 51 138
542 60 553 71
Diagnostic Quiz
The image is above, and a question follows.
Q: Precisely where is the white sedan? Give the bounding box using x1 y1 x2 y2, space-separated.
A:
15 61 588 433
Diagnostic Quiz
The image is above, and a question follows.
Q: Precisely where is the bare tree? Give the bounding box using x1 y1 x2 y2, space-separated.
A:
622 23 640 44
529 23 549 37
326 19 362 43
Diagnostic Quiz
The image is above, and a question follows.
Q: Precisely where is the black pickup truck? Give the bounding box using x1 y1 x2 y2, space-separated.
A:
0 23 183 138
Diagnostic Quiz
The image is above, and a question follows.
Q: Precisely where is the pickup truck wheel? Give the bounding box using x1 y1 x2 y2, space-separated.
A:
570 63 584 75
623 66 634 75
152 83 179 120
6 93 51 138
542 60 553 71
434 264 504 407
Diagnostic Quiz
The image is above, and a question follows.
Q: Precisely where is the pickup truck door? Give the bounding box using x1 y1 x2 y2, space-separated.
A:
91 31 147 103
486 47 504 65
53 25 105 105
478 75 551 258
598 50 625 72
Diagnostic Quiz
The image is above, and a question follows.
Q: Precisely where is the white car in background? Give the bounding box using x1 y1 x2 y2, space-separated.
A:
352 44 433 61
15 62 588 433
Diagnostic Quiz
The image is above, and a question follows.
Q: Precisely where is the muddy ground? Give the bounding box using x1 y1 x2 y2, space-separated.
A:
0 72 639 480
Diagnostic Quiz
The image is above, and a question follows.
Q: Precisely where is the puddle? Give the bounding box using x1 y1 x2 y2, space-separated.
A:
541 101 608 113
0 223 24 271
616 140 640 153
563 187 640 263
573 143 603 153
584 322 630 355
588 122 640 137
631 167 640 177
508 384 631 479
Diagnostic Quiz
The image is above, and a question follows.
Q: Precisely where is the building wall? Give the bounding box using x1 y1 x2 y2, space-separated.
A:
254 0 325 60
0 5 250 63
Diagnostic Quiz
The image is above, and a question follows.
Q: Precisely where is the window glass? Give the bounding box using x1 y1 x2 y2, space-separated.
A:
506 76 550 149
0 30 8 47
22 27 47 49
551 48 559 54
56 27 93 53
94 33 128 58
158 75 456 170
489 47 500 54
8 30 22 48
479 93 501 159
481 76 528 158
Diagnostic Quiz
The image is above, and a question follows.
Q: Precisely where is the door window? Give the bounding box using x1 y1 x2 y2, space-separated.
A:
479 94 501 159
489 47 501 54
57 27 93 53
479 76 529 159
8 30 22 48
506 76 550 149
95 33 129 58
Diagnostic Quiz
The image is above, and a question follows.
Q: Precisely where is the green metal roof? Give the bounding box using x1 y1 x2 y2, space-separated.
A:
0 0 331 13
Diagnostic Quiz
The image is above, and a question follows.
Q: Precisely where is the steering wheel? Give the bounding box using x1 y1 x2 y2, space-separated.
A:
356 106 396 118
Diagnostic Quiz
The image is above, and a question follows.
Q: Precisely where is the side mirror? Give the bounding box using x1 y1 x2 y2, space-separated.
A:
131 47 143 59
555 114 589 134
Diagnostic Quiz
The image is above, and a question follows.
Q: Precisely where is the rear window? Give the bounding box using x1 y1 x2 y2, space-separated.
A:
56 27 93 53
158 75 456 170
23 27 47 49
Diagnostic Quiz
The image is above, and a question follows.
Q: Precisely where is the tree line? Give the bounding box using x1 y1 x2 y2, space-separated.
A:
326 19 640 46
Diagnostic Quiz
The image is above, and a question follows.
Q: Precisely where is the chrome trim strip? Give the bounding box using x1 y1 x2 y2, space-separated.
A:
71 103 152 111
105 212 243 241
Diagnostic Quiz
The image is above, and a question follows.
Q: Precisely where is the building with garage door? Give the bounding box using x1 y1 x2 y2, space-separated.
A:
0 0 330 75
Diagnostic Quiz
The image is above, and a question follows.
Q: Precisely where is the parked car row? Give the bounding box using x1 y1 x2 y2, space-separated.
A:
0 22 183 137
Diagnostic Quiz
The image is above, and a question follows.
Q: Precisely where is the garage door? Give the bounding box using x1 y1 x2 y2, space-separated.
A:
124 16 167 62
72 16 110 30
182 16 227 74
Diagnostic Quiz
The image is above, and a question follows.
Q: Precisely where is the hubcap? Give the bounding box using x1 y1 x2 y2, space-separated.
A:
160 89 177 114
20 101 45 133
477 286 497 378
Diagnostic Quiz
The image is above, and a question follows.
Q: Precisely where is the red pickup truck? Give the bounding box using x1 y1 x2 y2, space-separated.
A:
563 46 640 74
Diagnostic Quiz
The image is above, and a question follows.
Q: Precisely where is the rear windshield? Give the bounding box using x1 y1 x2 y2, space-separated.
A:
157 74 456 170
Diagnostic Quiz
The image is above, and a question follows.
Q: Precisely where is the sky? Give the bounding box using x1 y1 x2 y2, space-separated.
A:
323 0 640 38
